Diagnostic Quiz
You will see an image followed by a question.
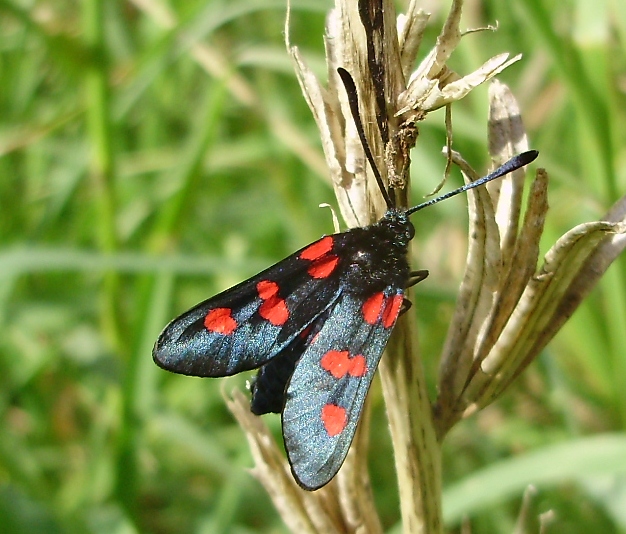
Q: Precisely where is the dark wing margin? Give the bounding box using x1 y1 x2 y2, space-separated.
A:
281 286 404 490
152 234 348 377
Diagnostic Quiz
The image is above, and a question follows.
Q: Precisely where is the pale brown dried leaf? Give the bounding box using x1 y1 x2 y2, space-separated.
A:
473 169 549 367
397 1 430 78
436 85 539 433
487 79 530 259
437 152 502 413
288 45 367 228
433 54 522 109
470 219 626 407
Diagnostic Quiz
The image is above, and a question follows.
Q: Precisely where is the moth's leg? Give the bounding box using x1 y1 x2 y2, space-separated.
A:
399 270 429 316
407 269 429 288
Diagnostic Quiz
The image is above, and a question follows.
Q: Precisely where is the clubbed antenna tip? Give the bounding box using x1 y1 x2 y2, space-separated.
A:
406 150 539 216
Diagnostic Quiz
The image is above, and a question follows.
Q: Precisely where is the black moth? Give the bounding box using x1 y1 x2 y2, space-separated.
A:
153 68 538 490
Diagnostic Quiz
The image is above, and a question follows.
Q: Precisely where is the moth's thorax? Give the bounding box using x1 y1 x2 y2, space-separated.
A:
341 209 414 293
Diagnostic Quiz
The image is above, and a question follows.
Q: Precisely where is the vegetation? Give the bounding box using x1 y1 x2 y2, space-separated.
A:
1 0 626 532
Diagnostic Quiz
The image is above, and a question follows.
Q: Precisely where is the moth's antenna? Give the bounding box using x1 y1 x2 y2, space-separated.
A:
337 67 394 209
405 150 539 216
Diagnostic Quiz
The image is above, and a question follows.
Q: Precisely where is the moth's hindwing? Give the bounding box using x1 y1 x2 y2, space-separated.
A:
282 286 405 490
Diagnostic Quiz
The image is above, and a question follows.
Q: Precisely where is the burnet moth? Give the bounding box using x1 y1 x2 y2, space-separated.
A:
153 68 538 490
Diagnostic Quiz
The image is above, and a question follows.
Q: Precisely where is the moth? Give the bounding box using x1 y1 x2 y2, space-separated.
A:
153 68 538 490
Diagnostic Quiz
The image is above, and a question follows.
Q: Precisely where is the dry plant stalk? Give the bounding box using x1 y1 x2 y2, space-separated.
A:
225 0 626 532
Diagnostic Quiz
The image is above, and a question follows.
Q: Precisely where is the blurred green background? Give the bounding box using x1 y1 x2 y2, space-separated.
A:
2 0 626 532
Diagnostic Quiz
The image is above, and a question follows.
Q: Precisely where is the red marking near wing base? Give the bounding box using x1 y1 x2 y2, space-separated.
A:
256 279 289 326
256 279 279 299
300 236 334 261
321 404 346 436
299 325 313 339
259 297 289 326
204 308 237 335
382 294 403 328
362 292 385 324
320 350 367 378
308 255 339 279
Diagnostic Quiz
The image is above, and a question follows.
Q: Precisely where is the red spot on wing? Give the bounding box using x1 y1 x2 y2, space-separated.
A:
308 255 339 279
259 296 289 326
349 355 367 376
362 292 385 324
300 236 334 261
299 325 313 339
256 280 279 299
204 308 237 335
321 350 367 378
321 404 346 436
382 294 403 328
256 279 289 326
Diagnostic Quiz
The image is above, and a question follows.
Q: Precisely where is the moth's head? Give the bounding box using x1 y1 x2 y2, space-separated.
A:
381 209 415 250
